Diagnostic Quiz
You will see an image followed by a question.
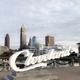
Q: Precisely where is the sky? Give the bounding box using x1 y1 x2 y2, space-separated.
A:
0 0 80 52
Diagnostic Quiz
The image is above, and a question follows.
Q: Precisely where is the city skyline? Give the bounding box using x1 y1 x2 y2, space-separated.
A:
0 25 78 52
0 0 80 52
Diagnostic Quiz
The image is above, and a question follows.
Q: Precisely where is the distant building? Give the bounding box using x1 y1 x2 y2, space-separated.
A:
20 25 27 49
45 35 55 46
28 37 31 47
29 44 63 56
0 46 9 55
76 43 80 53
35 43 44 55
31 36 37 48
5 34 10 49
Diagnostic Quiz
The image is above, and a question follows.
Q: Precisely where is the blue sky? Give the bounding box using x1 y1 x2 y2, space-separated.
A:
0 0 80 52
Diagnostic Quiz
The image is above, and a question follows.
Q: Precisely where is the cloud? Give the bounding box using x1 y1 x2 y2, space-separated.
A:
0 0 80 52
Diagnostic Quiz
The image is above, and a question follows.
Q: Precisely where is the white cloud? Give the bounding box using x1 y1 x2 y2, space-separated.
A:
0 0 80 51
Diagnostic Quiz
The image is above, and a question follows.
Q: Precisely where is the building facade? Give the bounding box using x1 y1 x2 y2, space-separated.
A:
5 34 10 49
31 36 37 48
0 46 9 55
77 43 80 53
45 35 55 46
20 25 26 49
28 37 31 47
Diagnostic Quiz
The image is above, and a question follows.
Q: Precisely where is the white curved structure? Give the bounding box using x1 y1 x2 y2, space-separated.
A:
9 46 71 72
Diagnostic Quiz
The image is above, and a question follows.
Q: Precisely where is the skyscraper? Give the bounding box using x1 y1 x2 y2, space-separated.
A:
45 35 55 46
20 25 26 49
31 36 37 48
5 34 10 49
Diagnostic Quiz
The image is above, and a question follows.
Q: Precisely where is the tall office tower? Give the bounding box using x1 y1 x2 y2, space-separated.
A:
45 35 55 46
20 25 26 49
31 36 37 48
5 34 10 49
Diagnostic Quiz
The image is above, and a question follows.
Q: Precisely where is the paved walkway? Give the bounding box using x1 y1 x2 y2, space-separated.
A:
0 70 13 80
46 66 80 80
0 66 80 80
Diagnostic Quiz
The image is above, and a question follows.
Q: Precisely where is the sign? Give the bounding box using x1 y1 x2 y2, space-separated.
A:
9 46 71 72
